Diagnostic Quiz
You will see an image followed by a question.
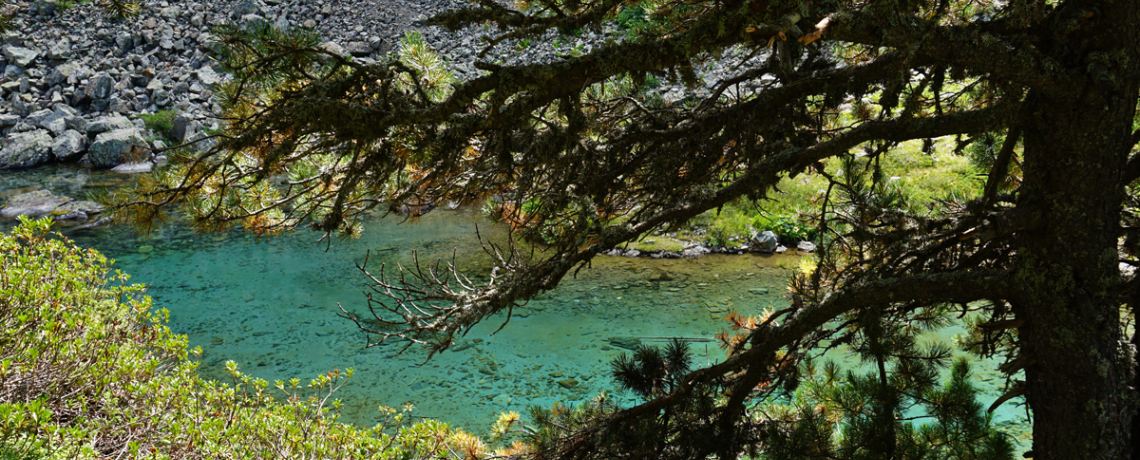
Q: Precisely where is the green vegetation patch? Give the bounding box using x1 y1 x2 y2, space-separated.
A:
138 109 179 139
0 217 485 459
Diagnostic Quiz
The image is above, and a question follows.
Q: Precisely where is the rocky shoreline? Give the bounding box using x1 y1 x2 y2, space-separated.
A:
601 235 816 260
0 0 466 173
1 0 769 230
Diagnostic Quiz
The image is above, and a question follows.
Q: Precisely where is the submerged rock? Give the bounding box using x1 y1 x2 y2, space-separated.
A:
0 190 65 217
649 269 673 282
0 189 103 219
607 337 641 350
557 378 579 389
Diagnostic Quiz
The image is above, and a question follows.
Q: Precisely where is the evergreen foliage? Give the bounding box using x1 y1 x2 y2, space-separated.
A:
103 0 1140 458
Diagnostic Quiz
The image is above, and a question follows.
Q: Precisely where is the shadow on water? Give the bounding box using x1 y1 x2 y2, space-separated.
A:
1 165 1029 448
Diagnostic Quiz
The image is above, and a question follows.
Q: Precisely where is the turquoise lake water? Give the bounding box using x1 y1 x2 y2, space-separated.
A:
1 165 1030 448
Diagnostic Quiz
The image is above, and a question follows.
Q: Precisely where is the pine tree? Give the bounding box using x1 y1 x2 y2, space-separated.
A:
109 0 1140 458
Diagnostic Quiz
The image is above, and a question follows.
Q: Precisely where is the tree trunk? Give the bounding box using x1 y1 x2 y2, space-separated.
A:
1013 83 1138 459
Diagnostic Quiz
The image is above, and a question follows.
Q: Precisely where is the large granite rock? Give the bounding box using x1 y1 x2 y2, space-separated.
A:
85 73 116 100
0 130 54 169
47 39 71 60
1 46 39 68
748 230 780 253
86 115 134 135
51 129 87 161
26 109 63 130
87 128 148 168
346 41 373 57
195 66 222 85
45 62 79 87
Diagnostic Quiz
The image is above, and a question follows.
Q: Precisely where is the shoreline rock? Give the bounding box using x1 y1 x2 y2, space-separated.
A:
600 238 813 259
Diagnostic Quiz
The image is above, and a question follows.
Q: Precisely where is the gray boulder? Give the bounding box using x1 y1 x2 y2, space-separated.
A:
169 114 197 142
797 240 817 253
87 128 148 168
45 118 67 136
319 41 346 57
85 73 116 100
233 0 265 17
194 66 221 85
748 230 780 253
51 129 86 160
346 41 373 57
26 109 63 130
108 97 132 113
64 116 88 133
45 62 78 87
86 115 133 135
0 129 53 169
240 14 267 25
32 1 57 16
1 46 39 68
48 39 71 60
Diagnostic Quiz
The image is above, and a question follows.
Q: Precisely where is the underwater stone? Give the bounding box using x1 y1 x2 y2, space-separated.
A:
557 379 579 389
0 189 66 217
607 337 640 350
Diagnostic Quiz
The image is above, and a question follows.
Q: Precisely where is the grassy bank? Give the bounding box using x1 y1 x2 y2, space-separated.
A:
633 137 982 251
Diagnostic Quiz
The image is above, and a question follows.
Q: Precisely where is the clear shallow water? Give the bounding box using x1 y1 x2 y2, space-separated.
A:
1 165 1029 447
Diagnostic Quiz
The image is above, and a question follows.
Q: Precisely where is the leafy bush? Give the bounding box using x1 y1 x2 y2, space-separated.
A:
0 217 481 459
752 213 817 243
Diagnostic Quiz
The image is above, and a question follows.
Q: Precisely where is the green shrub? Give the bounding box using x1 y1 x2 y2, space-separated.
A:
752 213 817 243
0 217 483 459
138 110 179 138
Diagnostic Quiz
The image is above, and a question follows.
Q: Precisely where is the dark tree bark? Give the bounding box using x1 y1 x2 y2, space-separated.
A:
1015 90 1136 458
1007 2 1140 457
